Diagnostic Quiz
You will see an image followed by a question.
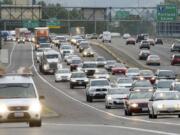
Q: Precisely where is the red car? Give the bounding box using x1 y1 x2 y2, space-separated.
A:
139 70 156 84
111 63 127 75
126 38 136 45
124 91 153 116
70 58 82 71
171 54 180 65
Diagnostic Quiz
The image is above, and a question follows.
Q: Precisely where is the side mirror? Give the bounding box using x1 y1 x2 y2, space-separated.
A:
39 96 45 100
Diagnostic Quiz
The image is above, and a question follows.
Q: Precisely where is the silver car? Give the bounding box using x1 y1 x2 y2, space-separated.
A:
93 69 110 79
105 87 129 109
146 55 160 65
55 68 71 82
116 77 133 88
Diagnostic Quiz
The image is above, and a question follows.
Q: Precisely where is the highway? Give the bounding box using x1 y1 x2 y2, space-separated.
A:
0 41 180 135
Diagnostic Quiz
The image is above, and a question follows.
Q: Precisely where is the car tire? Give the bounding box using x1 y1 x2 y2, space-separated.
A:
86 95 89 102
125 109 132 116
84 85 86 88
178 114 180 118
149 113 153 119
70 84 74 89
105 105 111 109
29 119 42 127
151 108 157 119
88 96 93 102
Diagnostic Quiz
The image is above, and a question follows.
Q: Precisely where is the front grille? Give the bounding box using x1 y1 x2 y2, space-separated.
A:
96 88 107 92
49 63 57 69
138 103 148 108
8 106 29 111
7 112 31 120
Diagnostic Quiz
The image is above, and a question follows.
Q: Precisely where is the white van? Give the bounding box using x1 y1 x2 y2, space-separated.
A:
102 31 111 43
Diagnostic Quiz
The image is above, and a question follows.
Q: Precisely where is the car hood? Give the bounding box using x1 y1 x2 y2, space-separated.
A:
118 83 132 87
129 99 149 103
71 77 88 80
0 98 39 106
90 86 110 89
153 100 180 107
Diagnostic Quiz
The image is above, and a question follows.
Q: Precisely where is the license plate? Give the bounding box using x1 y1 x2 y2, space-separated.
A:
14 112 24 117
78 81 82 84
142 108 148 111
168 108 174 112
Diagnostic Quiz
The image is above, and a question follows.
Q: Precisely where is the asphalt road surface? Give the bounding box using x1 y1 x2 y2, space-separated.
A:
0 41 180 135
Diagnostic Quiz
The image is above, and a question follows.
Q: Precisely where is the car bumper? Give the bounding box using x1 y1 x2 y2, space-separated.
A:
155 109 180 115
106 100 124 107
70 82 87 86
129 107 149 113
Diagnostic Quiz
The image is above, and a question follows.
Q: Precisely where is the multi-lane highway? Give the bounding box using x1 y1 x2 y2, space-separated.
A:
0 40 180 135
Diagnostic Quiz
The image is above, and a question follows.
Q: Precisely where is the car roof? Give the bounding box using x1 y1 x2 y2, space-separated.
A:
90 78 108 81
0 75 33 84
43 50 59 55
83 61 96 64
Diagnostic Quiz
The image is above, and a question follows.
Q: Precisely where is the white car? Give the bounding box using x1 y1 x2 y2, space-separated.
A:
116 77 133 88
93 69 110 79
96 56 107 67
86 79 111 102
126 68 140 79
55 68 71 82
0 74 42 127
148 91 180 119
105 87 129 109
155 79 175 91
102 31 111 43
60 44 74 56
146 55 160 66
123 33 131 39
35 48 51 63
66 55 79 65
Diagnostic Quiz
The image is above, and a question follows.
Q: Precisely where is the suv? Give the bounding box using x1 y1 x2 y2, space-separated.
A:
0 74 42 127
155 69 176 80
39 50 61 74
86 79 111 102
139 40 150 49
82 61 97 77
70 71 89 89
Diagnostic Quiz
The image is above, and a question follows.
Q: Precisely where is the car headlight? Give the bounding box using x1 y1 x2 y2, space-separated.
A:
175 104 180 109
107 96 112 101
84 78 89 82
0 104 8 113
44 64 49 70
131 103 138 108
83 52 87 55
29 102 42 113
157 104 164 109
139 76 144 80
106 75 110 78
151 77 155 80
71 79 76 82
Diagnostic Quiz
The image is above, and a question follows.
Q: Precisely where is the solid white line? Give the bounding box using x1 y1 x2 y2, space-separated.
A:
7 42 17 69
30 43 180 127
43 123 180 135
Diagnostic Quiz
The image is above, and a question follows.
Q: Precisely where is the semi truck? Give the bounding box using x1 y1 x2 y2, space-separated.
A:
34 27 49 50
15 28 28 40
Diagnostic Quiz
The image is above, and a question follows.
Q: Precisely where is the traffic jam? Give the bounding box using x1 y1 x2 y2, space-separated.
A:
0 27 180 128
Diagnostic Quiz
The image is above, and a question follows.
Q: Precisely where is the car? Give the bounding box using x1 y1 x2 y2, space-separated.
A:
90 33 98 39
136 34 149 43
105 87 129 109
70 71 88 89
86 79 111 102
155 79 175 92
148 91 180 119
126 37 135 45
85 34 93 39
70 36 83 45
147 38 155 46
75 39 86 48
123 33 131 39
111 63 127 75
93 69 110 79
171 54 180 65
155 38 163 45
52 36 67 46
116 77 133 88
105 60 117 72
35 42 52 51
126 68 140 79
66 55 79 65
102 31 111 43
55 68 71 82
170 43 180 52
0 73 42 127
170 82 180 92
130 80 153 91
96 56 107 67
139 70 156 84
60 44 74 56
70 57 82 71
82 48 95 57
139 40 150 49
155 70 177 80
82 61 97 77
124 91 153 116
138 50 150 60
79 41 90 53
146 55 160 66
35 48 51 63
17 37 25 44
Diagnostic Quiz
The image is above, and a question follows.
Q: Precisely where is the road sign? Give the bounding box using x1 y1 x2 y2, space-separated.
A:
23 20 39 28
47 18 61 29
157 5 177 21
115 10 129 19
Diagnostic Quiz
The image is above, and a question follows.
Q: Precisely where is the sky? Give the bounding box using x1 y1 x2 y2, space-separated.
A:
39 0 164 7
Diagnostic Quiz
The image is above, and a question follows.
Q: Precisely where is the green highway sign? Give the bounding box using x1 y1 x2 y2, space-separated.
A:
157 5 177 21
23 20 39 28
115 10 129 19
47 18 61 29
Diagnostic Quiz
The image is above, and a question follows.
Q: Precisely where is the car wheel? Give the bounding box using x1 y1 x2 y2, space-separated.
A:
125 109 132 116
29 119 42 127
178 114 180 118
149 113 152 118
84 85 86 88
86 95 89 102
106 105 111 109
70 84 74 89
151 108 157 119
88 96 93 102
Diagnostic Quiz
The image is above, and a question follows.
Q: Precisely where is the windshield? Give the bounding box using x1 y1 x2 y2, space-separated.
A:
129 92 153 99
154 92 180 100
159 71 175 77
107 61 116 65
40 43 50 48
127 68 139 73
61 46 72 49
118 78 133 84
140 70 153 76
46 54 58 59
91 80 109 86
83 63 96 68
71 73 86 78
175 84 180 91
0 83 36 99
56 37 65 40
134 80 152 87
56 69 70 74
157 81 174 88
72 60 81 64
97 57 105 61
95 70 107 74
109 89 129 95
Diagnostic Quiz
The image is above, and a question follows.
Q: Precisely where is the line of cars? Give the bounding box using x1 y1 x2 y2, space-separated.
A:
35 34 180 119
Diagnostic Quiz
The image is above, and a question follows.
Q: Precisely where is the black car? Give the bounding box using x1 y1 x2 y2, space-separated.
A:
155 70 177 80
155 38 163 45
171 43 180 52
138 50 150 60
70 71 89 89
136 34 149 43
139 40 150 49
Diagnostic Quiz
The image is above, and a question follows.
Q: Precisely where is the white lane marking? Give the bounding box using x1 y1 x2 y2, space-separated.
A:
7 42 17 69
43 123 180 135
30 43 180 127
